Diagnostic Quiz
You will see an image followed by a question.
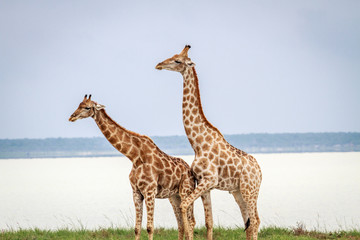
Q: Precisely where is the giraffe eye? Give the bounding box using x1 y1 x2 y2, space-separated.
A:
85 107 91 110
175 60 182 64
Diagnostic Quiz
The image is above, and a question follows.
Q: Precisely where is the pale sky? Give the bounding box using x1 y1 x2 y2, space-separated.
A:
1 1 359 139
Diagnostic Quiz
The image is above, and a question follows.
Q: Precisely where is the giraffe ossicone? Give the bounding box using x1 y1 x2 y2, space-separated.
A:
156 46 262 240
69 94 196 240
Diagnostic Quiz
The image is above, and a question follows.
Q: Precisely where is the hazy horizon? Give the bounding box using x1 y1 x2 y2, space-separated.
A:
1 1 359 139
1 131 360 141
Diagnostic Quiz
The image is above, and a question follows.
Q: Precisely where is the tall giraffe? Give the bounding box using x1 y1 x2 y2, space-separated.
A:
69 95 196 240
156 46 262 240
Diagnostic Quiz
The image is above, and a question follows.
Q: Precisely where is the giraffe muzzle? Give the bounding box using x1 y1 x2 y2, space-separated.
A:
69 115 77 122
155 63 163 70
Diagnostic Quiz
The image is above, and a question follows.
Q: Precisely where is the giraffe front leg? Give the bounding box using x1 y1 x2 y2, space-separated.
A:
180 178 216 240
186 203 195 240
132 190 144 240
144 190 156 240
169 195 185 240
201 191 213 240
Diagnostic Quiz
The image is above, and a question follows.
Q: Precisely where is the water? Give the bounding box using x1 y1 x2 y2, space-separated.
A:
0 152 359 231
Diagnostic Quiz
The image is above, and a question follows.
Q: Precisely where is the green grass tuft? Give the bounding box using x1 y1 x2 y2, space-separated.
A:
1 227 359 240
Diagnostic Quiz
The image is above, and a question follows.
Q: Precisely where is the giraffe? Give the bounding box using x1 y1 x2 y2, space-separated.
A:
155 46 262 240
69 95 196 240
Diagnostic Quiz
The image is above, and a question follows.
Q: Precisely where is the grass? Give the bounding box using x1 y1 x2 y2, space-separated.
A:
1 226 360 240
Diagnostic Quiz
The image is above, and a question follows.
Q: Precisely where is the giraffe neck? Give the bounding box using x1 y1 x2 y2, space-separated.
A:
181 67 223 150
92 109 142 161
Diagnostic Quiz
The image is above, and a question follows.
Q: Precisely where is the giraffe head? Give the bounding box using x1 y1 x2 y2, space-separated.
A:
155 45 195 73
69 94 105 122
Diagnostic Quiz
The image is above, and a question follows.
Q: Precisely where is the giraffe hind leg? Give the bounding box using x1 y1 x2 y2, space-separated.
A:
231 190 249 230
232 186 260 239
252 204 261 240
240 192 260 240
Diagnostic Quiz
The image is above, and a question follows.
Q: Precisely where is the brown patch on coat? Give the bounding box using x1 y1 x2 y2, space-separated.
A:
132 137 142 148
205 135 213 142
211 144 219 155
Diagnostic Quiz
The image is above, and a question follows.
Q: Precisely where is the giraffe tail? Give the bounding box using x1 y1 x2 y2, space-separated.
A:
244 218 250 231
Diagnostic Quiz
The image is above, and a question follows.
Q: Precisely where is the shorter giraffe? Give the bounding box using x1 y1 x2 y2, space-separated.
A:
69 95 196 240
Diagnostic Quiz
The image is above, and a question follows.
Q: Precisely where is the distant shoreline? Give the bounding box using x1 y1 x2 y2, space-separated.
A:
0 151 359 161
1 132 359 159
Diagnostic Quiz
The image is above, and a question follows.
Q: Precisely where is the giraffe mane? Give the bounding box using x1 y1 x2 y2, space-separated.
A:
99 109 185 164
99 109 146 139
191 67 224 138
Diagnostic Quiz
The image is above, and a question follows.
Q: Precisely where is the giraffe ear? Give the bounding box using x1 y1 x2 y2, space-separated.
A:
95 104 105 110
185 59 195 67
